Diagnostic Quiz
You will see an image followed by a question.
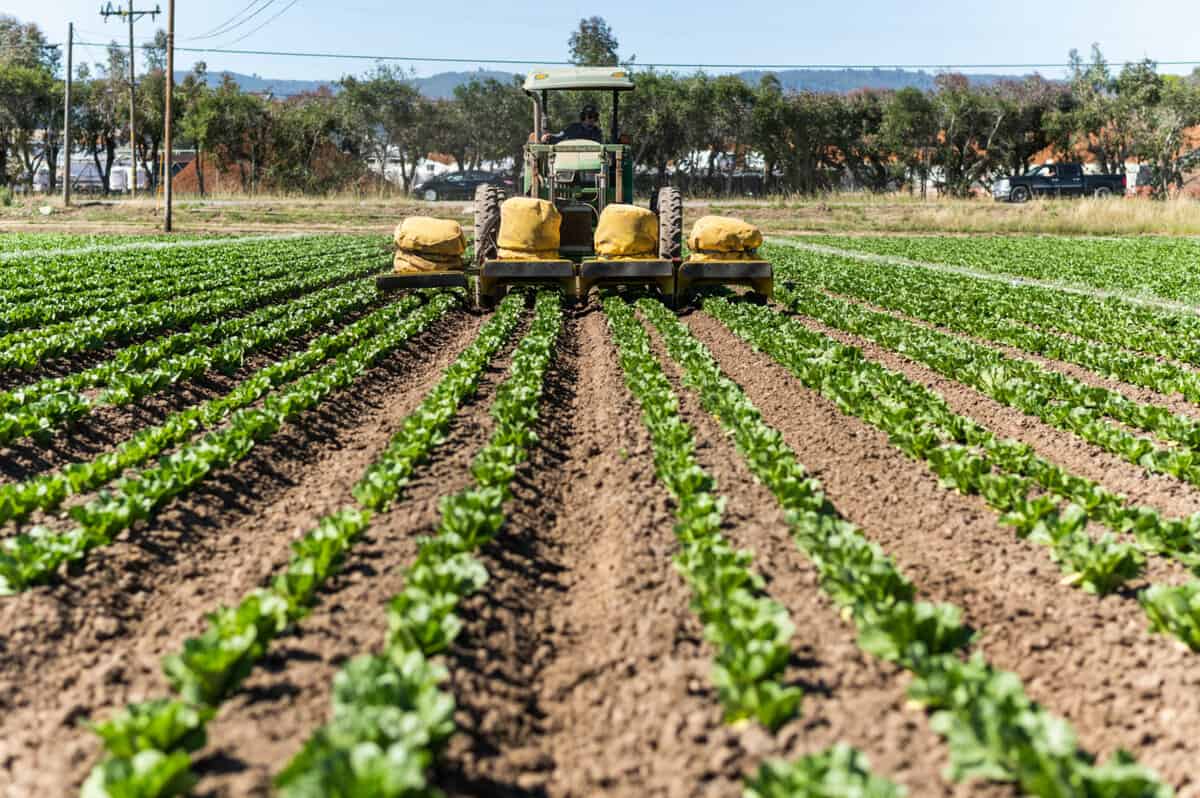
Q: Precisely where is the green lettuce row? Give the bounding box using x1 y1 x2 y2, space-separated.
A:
0 234 374 295
723 292 1200 564
0 262 382 415
0 237 373 344
776 273 1200 489
0 294 455 595
0 239 385 371
638 297 1170 798
708 295 1149 595
745 743 907 798
0 278 379 449
80 293 528 798
776 247 1200 404
0 290 421 530
603 294 802 730
799 234 1200 306
275 290 562 797
776 240 1200 368
0 239 341 335
711 294 1200 638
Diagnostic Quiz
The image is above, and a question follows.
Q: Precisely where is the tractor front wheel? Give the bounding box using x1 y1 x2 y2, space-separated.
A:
657 186 683 260
474 183 504 268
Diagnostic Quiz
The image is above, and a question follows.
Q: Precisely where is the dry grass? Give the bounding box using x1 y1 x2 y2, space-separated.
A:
701 194 1200 237
3 190 1200 238
0 193 469 236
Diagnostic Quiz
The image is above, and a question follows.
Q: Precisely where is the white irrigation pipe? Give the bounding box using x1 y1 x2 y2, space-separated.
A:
0 233 309 263
769 237 1200 318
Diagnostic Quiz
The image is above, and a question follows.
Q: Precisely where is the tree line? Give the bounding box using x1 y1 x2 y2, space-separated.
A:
2 14 1199 199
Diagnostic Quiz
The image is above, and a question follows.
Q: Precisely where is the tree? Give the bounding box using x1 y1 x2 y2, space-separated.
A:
179 64 213 195
930 74 1006 196
0 65 56 188
338 65 429 192
76 45 129 194
568 17 619 67
623 70 691 189
1129 75 1200 197
881 87 938 196
0 15 57 72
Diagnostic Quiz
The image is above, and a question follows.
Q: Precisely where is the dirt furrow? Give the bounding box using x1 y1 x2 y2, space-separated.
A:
778 301 1200 522
642 312 989 798
0 289 389 487
188 313 527 797
437 310 733 798
0 309 481 798
824 288 1200 423
688 310 1200 797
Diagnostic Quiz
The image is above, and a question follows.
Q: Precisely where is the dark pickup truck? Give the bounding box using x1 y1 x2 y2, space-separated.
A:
993 163 1126 202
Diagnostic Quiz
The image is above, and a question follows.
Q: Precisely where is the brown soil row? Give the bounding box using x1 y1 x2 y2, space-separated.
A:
799 293 1197 585
436 310 738 798
189 311 528 797
643 312 992 798
792 297 1200 521
687 310 1200 796
0 310 481 798
0 281 387 487
824 287 1200 424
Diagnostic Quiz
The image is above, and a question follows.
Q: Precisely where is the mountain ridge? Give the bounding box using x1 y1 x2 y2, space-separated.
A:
177 67 1032 99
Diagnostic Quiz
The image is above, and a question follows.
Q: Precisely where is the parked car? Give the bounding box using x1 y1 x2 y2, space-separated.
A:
413 170 515 201
993 163 1126 202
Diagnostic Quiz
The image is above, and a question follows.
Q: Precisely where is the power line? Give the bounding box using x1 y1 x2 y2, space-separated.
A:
187 0 276 42
63 42 1200 71
216 0 300 47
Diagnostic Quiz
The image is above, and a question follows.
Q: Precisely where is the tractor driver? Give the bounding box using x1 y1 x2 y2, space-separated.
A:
541 104 603 144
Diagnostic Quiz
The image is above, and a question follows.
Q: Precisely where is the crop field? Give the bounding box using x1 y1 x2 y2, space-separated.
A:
4 231 1200 797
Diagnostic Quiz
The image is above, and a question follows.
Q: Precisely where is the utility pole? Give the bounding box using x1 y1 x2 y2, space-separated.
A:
100 0 159 200
163 0 174 231
63 22 73 207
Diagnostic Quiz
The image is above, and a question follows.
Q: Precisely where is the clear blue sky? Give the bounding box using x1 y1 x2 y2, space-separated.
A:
9 0 1200 81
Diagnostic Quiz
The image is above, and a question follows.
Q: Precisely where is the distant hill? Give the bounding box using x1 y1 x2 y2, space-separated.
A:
175 68 519 99
735 68 1019 92
176 67 1028 99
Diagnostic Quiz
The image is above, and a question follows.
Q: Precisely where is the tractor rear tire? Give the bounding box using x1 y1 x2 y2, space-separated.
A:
657 186 683 261
474 183 505 268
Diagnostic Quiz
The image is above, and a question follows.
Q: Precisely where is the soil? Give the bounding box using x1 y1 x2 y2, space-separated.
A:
436 310 737 797
3 274 1200 798
0 309 480 797
827 288 1200 424
687 309 1200 796
642 313 1006 798
186 312 528 797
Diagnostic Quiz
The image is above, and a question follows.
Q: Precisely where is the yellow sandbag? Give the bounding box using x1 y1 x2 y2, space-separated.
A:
498 197 560 254
393 250 463 273
393 216 466 257
687 215 763 255
496 248 562 261
594 204 658 259
687 250 757 262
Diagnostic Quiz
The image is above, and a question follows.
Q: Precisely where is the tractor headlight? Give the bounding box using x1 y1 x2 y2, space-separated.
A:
556 170 575 183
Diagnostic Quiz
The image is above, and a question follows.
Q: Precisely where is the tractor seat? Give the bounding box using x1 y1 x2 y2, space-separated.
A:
553 139 605 175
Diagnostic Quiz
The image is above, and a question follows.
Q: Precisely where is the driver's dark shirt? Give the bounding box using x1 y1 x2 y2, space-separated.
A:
549 122 602 144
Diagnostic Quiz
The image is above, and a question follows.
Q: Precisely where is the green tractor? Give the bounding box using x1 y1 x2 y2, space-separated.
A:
380 66 773 307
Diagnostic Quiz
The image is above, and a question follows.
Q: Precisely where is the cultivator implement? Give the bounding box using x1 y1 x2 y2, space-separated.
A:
376 66 772 309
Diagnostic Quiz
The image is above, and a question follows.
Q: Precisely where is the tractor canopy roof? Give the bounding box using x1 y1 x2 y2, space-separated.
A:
523 67 635 92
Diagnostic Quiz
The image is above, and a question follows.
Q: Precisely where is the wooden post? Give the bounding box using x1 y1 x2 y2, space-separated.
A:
62 22 73 206
127 0 137 199
163 0 174 231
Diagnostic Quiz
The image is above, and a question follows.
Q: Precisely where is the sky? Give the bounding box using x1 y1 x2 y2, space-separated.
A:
7 0 1200 82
